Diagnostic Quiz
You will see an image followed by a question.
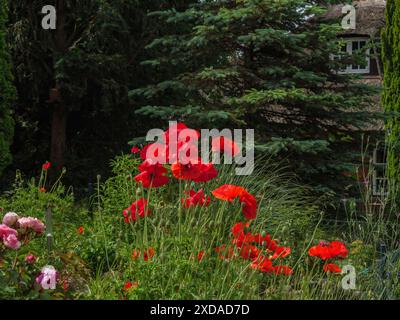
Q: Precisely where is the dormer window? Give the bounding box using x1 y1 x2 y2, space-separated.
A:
337 37 371 74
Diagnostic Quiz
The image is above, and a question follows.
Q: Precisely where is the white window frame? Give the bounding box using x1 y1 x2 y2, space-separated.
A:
372 146 388 196
337 37 370 74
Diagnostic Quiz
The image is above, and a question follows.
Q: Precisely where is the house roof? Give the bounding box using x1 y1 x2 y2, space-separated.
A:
323 0 386 37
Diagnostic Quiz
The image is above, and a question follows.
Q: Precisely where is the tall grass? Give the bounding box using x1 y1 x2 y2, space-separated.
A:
80 155 321 299
1 151 398 299
80 149 399 299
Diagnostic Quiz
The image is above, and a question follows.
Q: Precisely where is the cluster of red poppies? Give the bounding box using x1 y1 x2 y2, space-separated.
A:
308 241 348 273
124 123 349 278
122 182 257 223
197 222 292 275
232 222 292 275
126 122 257 221
133 123 225 188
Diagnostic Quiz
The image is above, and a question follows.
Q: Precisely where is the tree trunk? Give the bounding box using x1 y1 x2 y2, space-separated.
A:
50 103 68 169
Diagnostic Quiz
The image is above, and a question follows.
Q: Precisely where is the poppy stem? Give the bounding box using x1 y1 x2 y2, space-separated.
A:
178 179 182 239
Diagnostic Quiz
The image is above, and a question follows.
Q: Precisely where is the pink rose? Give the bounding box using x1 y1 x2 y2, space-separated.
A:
18 217 45 234
2 212 19 227
3 234 21 250
0 224 18 238
25 254 37 264
0 225 20 250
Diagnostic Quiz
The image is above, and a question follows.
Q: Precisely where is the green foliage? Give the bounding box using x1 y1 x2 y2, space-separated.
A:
382 0 400 206
0 173 73 221
0 0 15 176
0 170 90 299
132 0 381 200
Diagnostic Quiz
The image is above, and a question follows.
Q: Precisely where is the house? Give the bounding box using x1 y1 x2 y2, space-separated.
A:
325 0 388 199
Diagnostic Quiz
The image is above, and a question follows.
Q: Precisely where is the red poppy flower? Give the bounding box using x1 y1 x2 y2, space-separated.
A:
270 246 291 259
215 245 235 260
141 125 200 164
135 171 169 188
163 122 188 144
239 191 257 220
77 226 84 235
191 163 218 183
323 263 342 274
308 241 348 260
39 187 46 193
231 221 251 238
239 244 261 260
181 189 211 208
168 141 199 165
251 233 277 251
231 222 260 248
211 136 240 157
124 281 139 292
132 249 140 261
63 280 69 292
144 247 155 261
135 160 169 188
212 185 257 220
140 142 168 163
138 160 167 174
171 161 202 180
273 265 293 276
308 245 331 260
251 256 274 273
163 122 200 145
124 282 135 291
131 146 140 154
197 250 206 262
251 257 292 276
329 241 348 259
42 161 51 170
123 198 151 223
140 144 151 160
124 282 133 291
212 184 246 202
232 229 257 248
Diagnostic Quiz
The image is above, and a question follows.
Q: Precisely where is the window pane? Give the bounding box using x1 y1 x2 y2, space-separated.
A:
352 41 359 51
375 167 386 179
375 149 387 164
